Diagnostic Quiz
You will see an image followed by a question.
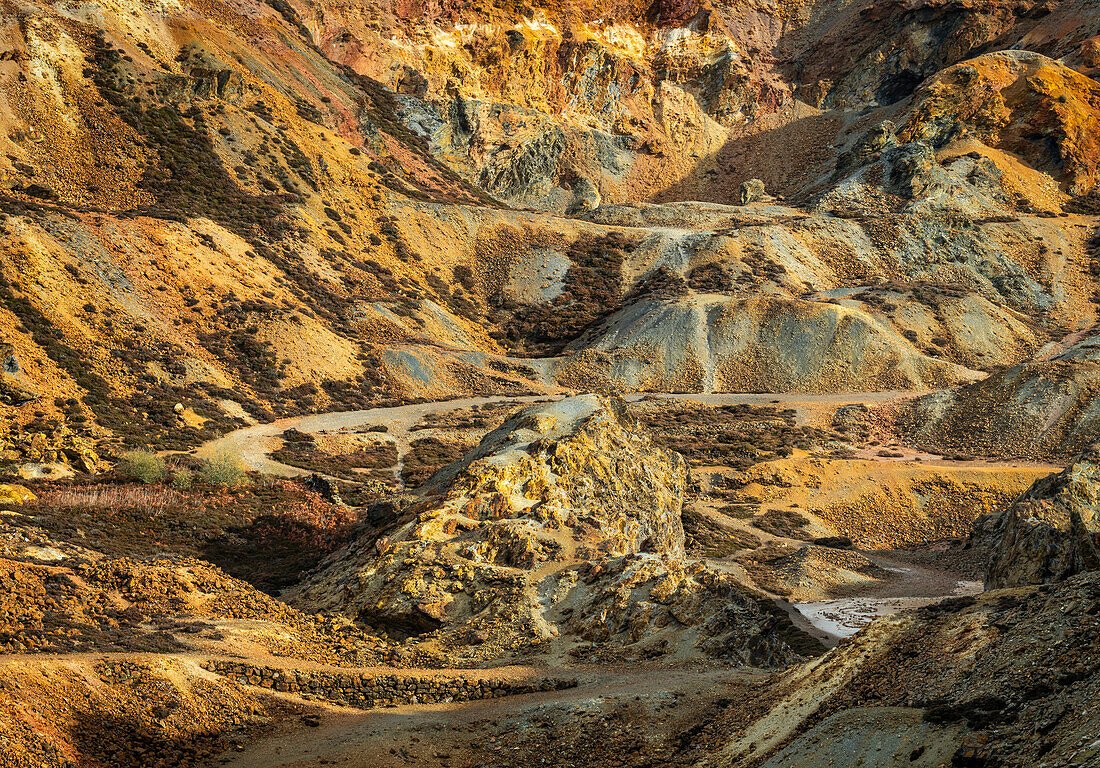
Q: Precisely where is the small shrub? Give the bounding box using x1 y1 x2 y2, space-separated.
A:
118 450 166 484
199 448 248 487
171 467 193 490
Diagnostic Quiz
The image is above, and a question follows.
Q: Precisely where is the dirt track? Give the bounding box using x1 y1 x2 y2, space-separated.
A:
194 395 555 479
194 390 935 481
216 665 763 768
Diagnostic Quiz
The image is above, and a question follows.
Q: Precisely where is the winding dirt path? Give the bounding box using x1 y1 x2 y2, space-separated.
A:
193 395 556 479
216 665 763 768
194 390 929 481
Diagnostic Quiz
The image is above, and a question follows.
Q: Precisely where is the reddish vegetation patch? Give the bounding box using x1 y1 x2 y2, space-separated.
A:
379 133 484 204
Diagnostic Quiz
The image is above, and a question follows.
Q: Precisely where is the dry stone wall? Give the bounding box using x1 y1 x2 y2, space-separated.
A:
202 660 576 709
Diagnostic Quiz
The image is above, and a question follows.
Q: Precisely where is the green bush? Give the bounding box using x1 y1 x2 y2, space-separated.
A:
199 448 248 487
170 467 193 490
118 450 166 484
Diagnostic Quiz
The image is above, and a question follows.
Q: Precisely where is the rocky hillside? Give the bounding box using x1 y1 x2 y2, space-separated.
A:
980 445 1100 588
692 570 1100 768
306 0 1100 209
0 0 1099 471
692 451 1100 768
289 394 816 665
901 330 1100 460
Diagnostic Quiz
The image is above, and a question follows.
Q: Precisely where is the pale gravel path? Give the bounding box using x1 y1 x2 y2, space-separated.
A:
193 395 557 478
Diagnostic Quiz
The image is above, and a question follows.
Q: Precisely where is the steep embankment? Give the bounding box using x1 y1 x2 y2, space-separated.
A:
901 331 1100 459
980 446 1100 588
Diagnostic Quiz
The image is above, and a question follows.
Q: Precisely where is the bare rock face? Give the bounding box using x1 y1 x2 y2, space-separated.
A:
436 394 688 562
897 50 1100 195
985 448 1100 589
566 177 602 215
290 395 685 636
0 422 101 476
290 395 811 664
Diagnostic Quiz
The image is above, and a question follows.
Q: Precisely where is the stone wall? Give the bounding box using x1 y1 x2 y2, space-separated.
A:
201 660 576 709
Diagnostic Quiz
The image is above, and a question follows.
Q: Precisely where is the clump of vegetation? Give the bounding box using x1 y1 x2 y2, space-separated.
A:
270 428 398 484
686 262 734 293
752 509 813 540
199 448 248 487
118 450 166 484
402 437 473 487
636 402 834 470
170 467 194 490
683 508 762 558
719 503 760 520
621 266 689 303
29 484 181 516
489 233 631 356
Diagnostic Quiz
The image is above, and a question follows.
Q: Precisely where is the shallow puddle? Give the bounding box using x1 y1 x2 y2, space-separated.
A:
793 580 983 644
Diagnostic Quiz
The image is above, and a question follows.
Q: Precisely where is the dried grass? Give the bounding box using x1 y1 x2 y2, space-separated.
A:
33 486 184 517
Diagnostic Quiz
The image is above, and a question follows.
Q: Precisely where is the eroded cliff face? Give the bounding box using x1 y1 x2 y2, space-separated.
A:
289 395 813 665
302 0 1100 209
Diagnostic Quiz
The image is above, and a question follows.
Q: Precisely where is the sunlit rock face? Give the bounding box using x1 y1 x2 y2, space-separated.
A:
289 395 812 665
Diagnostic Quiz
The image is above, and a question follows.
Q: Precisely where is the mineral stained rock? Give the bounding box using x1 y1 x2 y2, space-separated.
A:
290 395 813 665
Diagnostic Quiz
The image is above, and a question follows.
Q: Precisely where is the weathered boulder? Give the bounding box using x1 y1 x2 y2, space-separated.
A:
0 344 37 407
984 447 1100 589
0 484 34 505
738 178 768 205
